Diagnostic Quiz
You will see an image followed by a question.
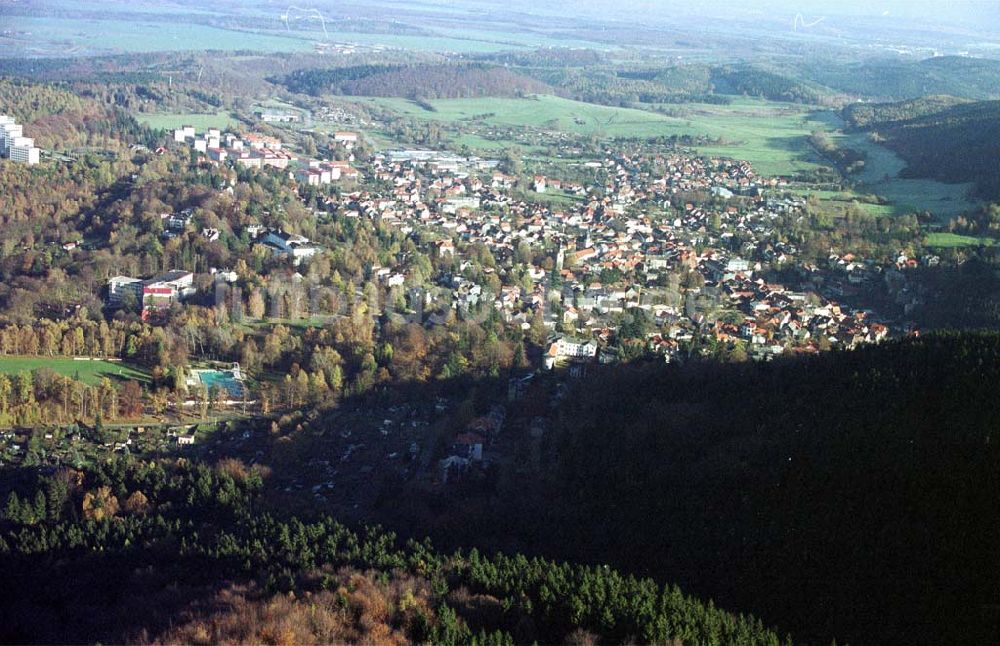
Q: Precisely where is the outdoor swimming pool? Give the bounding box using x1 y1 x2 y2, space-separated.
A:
190 369 244 398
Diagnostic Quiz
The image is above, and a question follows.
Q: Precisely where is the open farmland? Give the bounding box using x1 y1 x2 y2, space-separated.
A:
364 95 839 176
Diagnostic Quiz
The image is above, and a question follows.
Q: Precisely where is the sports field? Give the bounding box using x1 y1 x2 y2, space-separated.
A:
0 357 150 386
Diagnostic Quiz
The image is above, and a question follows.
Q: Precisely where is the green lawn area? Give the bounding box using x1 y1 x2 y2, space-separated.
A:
858 203 897 217
0 357 150 386
924 232 997 248
136 111 237 132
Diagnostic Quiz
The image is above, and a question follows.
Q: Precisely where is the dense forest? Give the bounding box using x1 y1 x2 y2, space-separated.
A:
270 55 849 108
541 332 1000 644
277 64 552 100
0 457 784 644
845 96 1000 199
521 62 841 107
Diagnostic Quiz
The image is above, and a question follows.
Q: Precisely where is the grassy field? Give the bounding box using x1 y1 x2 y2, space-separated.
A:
362 95 835 176
832 128 977 219
924 232 997 248
136 111 237 132
858 203 899 217
0 357 150 386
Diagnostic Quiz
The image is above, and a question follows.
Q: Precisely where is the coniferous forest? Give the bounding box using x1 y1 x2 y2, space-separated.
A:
0 457 783 645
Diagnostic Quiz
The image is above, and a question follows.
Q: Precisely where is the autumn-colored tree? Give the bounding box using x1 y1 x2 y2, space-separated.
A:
123 490 150 515
119 380 144 418
82 486 119 521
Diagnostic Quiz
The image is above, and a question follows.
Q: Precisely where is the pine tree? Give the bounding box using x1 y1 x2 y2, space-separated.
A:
3 492 22 523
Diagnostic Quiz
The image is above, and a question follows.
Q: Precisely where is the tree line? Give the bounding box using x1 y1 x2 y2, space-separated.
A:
277 63 552 100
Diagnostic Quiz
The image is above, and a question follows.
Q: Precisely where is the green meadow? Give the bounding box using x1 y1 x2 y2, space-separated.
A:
137 111 237 132
362 95 836 176
0 357 150 386
924 232 997 248
833 127 977 219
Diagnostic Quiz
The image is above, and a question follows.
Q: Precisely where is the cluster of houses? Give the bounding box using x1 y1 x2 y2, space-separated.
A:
314 146 901 366
138 125 908 370
172 125 359 184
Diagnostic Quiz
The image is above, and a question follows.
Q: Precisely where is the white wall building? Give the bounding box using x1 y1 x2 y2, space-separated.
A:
10 141 39 164
0 116 39 165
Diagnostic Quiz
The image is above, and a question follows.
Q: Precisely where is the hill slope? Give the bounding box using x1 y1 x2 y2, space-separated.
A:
842 94 973 128
546 332 1000 644
845 97 1000 199
808 56 1000 100
0 457 782 644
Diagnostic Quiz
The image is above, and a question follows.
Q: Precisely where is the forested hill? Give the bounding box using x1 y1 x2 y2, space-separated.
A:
548 332 1000 644
0 457 784 644
522 61 841 106
276 63 553 99
0 78 159 150
707 64 837 104
807 55 1000 100
842 94 972 129
844 97 1000 199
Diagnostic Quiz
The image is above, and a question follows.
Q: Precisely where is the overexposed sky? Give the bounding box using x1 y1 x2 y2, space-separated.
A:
450 0 1000 31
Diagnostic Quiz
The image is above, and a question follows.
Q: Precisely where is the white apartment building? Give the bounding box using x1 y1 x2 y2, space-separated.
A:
1 121 23 155
0 116 39 165
10 140 40 164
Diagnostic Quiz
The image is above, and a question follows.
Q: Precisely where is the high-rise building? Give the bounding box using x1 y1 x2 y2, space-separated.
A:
10 141 40 164
0 116 40 165
1 121 23 156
